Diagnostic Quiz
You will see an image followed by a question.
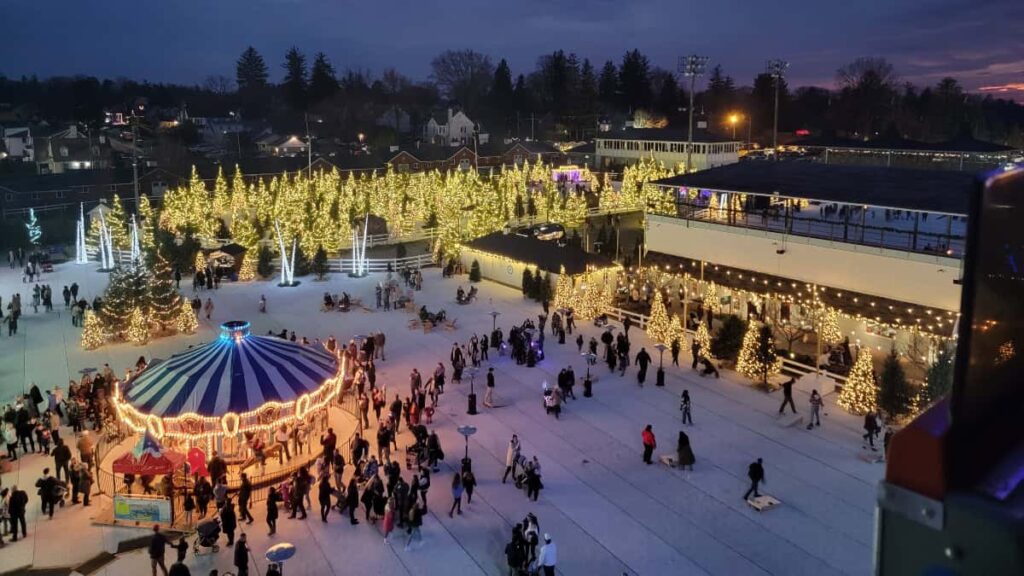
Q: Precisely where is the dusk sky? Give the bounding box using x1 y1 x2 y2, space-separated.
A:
3 0 1022 98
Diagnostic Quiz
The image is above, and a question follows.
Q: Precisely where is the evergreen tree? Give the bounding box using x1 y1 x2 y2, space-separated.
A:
521 267 534 297
694 322 711 360
878 348 914 421
490 58 515 123
711 314 747 361
137 194 156 256
282 46 308 110
838 349 878 415
107 194 130 253
737 322 781 386
312 247 329 280
704 65 736 117
257 245 274 279
618 49 652 111
921 345 954 407
149 251 182 332
236 46 269 91
80 310 106 350
176 299 198 334
646 290 670 343
667 316 685 352
101 263 150 340
309 52 339 103
598 60 619 111
469 259 481 282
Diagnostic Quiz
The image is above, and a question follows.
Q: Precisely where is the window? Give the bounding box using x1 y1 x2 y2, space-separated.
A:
60 146 69 158
56 191 65 199
151 181 168 197
458 159 471 171
397 164 410 174
109 184 117 192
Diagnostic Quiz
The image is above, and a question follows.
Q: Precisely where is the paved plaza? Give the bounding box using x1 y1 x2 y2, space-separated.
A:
0 261 882 575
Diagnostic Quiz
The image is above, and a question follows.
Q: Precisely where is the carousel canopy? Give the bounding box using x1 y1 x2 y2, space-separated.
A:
123 321 338 419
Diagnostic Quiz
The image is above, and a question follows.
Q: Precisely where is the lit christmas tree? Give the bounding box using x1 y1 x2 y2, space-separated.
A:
736 322 782 385
107 194 130 253
177 299 199 334
25 208 42 246
100 263 150 340
553 266 573 309
818 307 842 345
149 252 182 331
137 194 156 255
646 290 670 344
194 251 206 272
837 348 877 415
80 310 106 350
667 315 685 349
237 253 256 281
694 321 711 359
126 307 149 345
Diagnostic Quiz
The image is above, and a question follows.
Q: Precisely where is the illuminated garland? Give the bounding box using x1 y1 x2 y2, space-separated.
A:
112 353 347 442
837 348 878 415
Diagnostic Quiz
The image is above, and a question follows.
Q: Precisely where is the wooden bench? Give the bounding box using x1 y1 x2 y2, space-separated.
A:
746 494 781 512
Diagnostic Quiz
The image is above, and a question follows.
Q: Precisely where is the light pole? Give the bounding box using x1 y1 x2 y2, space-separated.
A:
466 367 479 415
304 113 322 178
728 114 739 140
678 55 708 174
654 343 667 386
457 425 477 472
766 59 789 158
490 310 501 332
582 352 596 397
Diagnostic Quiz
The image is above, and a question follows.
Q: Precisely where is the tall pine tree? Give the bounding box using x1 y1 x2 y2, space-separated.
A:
878 348 914 421
309 52 339 103
149 251 182 332
838 349 877 415
282 46 308 110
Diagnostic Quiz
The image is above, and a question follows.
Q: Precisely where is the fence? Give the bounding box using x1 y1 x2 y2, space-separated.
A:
602 304 847 387
336 253 434 274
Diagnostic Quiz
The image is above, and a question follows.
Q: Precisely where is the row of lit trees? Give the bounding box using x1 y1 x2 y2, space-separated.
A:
155 157 677 273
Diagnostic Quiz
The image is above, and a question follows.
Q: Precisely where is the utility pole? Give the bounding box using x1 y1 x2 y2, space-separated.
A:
678 55 708 173
766 59 789 159
304 112 313 178
131 108 140 212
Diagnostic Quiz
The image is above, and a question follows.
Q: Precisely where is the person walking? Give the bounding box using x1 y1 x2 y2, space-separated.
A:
671 337 681 366
743 458 765 501
537 533 558 576
266 486 282 536
404 502 424 551
808 390 823 428
462 468 476 504
448 472 463 517
238 473 254 524
778 377 797 415
148 524 169 576
484 367 496 408
346 477 360 525
691 339 701 370
502 434 520 483
680 390 693 424
635 347 651 386
318 476 333 523
642 425 657 465
8 486 28 541
863 411 880 451
220 499 237 546
234 532 250 576
676 431 696 471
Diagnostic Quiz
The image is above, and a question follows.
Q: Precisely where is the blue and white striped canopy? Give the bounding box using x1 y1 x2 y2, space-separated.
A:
124 321 338 418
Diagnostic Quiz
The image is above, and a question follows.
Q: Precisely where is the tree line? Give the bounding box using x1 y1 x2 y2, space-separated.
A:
2 47 1022 148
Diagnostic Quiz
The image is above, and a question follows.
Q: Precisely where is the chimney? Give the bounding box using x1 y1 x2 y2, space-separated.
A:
447 108 453 125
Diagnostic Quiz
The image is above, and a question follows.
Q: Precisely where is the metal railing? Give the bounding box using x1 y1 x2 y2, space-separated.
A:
336 253 434 273
601 304 847 387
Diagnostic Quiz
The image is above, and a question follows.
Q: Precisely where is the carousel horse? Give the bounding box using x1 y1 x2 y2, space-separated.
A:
237 434 287 474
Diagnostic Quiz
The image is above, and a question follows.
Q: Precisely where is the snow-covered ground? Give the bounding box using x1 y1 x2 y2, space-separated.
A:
0 261 883 575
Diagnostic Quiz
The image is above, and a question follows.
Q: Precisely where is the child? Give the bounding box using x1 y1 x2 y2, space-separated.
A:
424 405 434 425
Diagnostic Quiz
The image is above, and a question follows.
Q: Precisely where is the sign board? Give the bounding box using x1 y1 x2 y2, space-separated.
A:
113 494 172 523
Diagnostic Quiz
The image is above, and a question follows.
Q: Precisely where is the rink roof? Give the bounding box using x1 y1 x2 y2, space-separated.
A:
653 161 977 215
463 232 617 275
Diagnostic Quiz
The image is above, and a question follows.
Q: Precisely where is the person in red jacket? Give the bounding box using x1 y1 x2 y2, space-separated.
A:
642 425 657 465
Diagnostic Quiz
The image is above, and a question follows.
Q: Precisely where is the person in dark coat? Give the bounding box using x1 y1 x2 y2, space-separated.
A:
234 532 249 576
318 476 333 522
238 473 254 524
8 486 28 541
635 347 651 386
346 477 360 525
266 486 282 535
676 431 695 471
671 338 681 366
219 499 237 545
691 340 701 369
778 378 797 415
743 458 765 501
148 524 169 576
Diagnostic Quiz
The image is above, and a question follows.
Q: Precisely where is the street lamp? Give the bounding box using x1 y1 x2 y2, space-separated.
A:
728 114 740 140
654 343 667 387
766 59 789 158
457 425 477 472
581 352 596 397
466 367 479 415
489 310 501 331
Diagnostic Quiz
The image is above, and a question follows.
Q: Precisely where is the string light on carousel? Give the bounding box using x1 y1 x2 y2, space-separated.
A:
112 321 346 464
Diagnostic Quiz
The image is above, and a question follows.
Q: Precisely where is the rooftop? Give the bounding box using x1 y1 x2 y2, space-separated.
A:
463 231 617 275
597 128 739 144
653 160 977 214
794 133 1017 154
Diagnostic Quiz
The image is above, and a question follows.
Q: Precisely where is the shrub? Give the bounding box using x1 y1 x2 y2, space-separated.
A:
469 259 481 282
711 315 746 361
257 246 274 279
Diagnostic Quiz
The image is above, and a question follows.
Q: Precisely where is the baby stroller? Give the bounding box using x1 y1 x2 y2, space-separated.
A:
278 478 294 512
593 313 609 327
512 454 530 490
193 517 221 555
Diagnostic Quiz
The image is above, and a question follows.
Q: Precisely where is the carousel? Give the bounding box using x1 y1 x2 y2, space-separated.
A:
112 320 345 461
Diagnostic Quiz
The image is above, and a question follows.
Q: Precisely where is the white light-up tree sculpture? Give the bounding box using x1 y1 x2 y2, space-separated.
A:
75 203 88 264
130 215 141 262
349 214 369 277
274 220 298 286
97 212 114 270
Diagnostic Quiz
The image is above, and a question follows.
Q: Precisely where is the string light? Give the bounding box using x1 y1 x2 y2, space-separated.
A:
80 310 106 349
645 290 671 343
837 348 878 414
176 300 199 334
736 322 782 385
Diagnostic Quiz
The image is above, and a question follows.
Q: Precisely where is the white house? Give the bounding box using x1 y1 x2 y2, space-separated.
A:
595 128 741 172
423 109 478 146
257 134 307 156
2 127 35 162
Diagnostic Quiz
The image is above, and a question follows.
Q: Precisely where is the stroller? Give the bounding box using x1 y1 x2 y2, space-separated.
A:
278 478 295 512
193 517 221 555
512 454 530 489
